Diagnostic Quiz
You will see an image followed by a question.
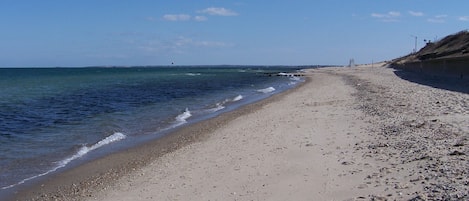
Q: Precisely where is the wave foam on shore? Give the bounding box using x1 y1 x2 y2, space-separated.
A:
1 132 126 190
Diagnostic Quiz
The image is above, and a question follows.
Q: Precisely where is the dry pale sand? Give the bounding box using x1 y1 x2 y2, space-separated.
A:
85 63 468 201
13 63 468 201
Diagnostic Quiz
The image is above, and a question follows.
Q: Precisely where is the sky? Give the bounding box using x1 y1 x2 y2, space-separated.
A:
1 0 468 67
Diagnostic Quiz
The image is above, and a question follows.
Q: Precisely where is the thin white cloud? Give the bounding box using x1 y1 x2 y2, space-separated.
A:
371 11 401 22
174 36 233 48
196 41 233 47
409 11 424 17
198 7 238 16
163 14 191 21
159 7 237 22
146 17 158 21
138 36 233 55
371 13 386 18
459 16 469 21
427 14 447 23
194 16 208 21
388 11 401 17
158 14 208 22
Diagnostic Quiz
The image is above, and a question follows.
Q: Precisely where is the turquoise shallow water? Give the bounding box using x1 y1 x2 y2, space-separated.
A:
0 66 303 192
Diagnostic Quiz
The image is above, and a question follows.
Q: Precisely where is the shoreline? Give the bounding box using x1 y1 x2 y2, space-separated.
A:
9 63 468 200
85 66 381 200
7 75 307 201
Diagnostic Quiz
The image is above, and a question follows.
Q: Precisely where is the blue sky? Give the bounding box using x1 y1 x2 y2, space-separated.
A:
1 0 468 67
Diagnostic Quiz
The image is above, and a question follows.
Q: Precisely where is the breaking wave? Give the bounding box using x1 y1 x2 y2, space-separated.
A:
174 108 192 126
1 132 126 190
257 87 276 93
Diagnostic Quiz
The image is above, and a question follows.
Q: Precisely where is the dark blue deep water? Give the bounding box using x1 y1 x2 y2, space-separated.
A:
0 66 302 192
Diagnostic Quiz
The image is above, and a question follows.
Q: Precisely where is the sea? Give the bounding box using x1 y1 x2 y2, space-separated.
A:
0 66 304 195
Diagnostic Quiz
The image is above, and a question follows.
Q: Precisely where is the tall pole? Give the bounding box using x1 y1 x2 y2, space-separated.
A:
411 35 417 53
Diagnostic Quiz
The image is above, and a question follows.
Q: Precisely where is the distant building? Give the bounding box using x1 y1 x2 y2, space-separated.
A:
348 59 355 67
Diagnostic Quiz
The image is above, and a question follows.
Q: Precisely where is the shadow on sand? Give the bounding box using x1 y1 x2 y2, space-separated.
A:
393 69 469 94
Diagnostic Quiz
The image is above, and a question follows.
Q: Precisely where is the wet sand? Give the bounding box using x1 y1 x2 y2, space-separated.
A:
11 63 469 200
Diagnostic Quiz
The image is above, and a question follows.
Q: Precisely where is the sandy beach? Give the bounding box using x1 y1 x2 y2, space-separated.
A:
12 63 468 200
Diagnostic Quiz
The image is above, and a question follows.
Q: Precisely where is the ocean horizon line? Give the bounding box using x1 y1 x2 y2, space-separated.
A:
0 64 332 69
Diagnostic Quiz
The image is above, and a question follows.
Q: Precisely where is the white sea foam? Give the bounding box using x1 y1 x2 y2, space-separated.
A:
232 95 243 102
257 87 276 93
57 132 126 167
279 72 301 80
208 103 225 112
1 132 126 190
185 73 201 76
206 95 243 113
289 76 300 81
164 108 193 129
175 108 192 123
277 72 302 85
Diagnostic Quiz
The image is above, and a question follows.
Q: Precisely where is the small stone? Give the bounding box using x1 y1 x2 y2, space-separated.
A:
394 183 408 189
453 142 464 147
341 161 353 165
449 151 465 156
371 195 387 201
408 194 427 201
410 178 420 182
357 184 368 189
